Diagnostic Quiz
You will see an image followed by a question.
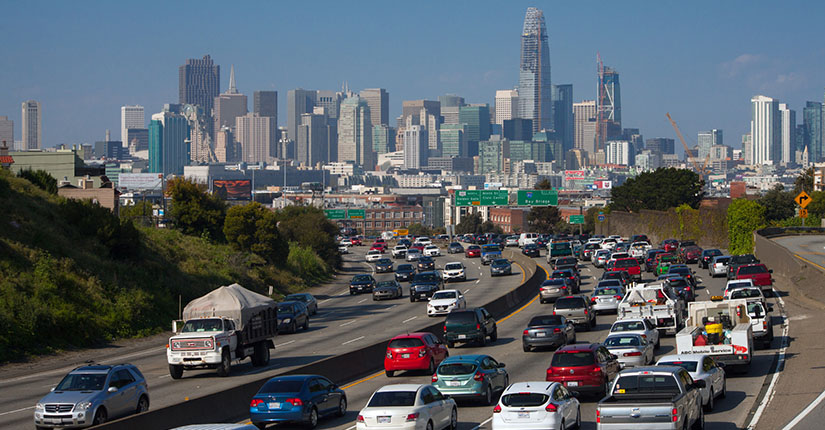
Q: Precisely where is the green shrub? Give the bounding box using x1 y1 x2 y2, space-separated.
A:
287 243 331 284
17 169 57 194
727 199 766 255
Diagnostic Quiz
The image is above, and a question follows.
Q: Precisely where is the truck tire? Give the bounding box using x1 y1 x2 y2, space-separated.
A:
252 342 270 367
169 364 183 379
217 349 231 377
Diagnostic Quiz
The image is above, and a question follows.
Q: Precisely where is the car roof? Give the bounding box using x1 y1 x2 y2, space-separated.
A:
503 381 557 394
170 425 259 430
376 384 425 392
390 332 431 340
556 342 599 352
278 300 301 306
437 289 461 294
71 364 115 374
656 354 709 363
442 354 486 363
265 374 317 382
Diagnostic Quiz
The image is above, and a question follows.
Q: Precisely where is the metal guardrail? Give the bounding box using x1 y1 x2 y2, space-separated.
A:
756 227 825 238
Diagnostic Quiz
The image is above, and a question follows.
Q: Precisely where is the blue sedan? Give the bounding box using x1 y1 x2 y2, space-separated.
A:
250 375 346 429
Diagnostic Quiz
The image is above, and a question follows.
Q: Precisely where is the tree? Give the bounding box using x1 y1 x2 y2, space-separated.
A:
535 179 553 190
806 191 825 220
794 167 814 195
480 220 503 234
407 223 432 237
224 202 288 266
727 199 766 255
275 205 341 269
119 201 155 225
167 177 227 241
456 212 483 234
583 206 603 234
609 168 704 212
758 184 795 223
17 169 57 194
527 206 561 234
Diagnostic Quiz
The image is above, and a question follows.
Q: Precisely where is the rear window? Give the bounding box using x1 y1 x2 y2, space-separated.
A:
738 265 767 275
552 243 571 250
492 259 509 265
413 273 438 282
542 279 566 286
731 289 761 299
437 363 477 375
353 275 372 282
397 264 413 271
551 351 595 367
259 379 305 393
658 361 698 372
446 311 476 324
556 258 577 265
715 257 731 264
528 315 564 326
595 288 620 296
615 259 638 268
368 391 416 407
482 245 499 251
554 297 585 309
604 335 641 347
388 338 424 348
613 374 680 395
611 321 645 332
501 393 549 407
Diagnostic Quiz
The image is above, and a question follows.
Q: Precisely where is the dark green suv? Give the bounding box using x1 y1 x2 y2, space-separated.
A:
443 307 498 347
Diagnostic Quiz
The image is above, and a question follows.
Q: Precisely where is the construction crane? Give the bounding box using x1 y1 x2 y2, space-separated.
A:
665 113 712 178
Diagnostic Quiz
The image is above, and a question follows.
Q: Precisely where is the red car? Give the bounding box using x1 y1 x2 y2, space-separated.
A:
661 239 679 253
370 243 387 253
681 246 702 264
350 236 362 246
606 257 642 282
384 332 449 377
465 245 481 258
736 263 773 293
546 343 621 397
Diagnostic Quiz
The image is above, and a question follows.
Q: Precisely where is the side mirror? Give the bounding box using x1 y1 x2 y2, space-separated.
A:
108 386 118 393
769 269 774 273
717 362 726 369
694 380 707 389
498 362 506 368
611 354 619 360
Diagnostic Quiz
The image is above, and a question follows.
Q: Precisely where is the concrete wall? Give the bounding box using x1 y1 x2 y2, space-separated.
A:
754 230 825 309
595 206 729 249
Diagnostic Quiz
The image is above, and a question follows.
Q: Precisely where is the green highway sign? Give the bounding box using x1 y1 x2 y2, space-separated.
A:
347 209 365 219
454 190 509 206
324 209 346 220
517 189 559 206
569 215 585 224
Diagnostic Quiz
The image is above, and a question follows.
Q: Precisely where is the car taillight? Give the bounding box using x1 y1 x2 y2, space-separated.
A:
554 328 561 333
623 351 642 357
432 374 438 383
493 404 502 413
250 399 263 407
419 348 427 357
545 403 558 412
615 295 623 299
592 366 602 374
476 323 481 330
386 351 393 359
763 321 768 330
552 310 556 315
474 372 485 381
584 308 588 314
444 324 447 332
523 329 529 336
672 407 678 422
596 409 601 423
591 297 597 302
285 398 303 406
405 413 419 422
357 415 365 422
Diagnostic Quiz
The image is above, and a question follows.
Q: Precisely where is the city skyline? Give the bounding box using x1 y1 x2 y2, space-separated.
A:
1 1 824 153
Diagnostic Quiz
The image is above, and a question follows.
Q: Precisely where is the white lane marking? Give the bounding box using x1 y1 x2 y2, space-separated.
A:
276 340 296 347
158 374 171 379
344 426 356 430
747 288 790 429
464 289 471 294
0 406 35 417
403 316 417 323
342 336 365 345
475 279 481 284
470 416 493 430
385 305 396 310
357 298 367 303
319 298 333 304
782 389 825 429
339 320 356 327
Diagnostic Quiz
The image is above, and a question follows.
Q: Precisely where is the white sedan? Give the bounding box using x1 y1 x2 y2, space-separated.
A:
492 381 580 430
366 250 383 262
340 239 353 246
357 384 457 430
442 262 466 282
656 354 726 411
415 237 433 246
339 245 350 254
608 318 660 349
423 245 441 257
427 289 466 317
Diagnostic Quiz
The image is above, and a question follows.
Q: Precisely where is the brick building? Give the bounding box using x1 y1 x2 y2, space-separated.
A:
488 207 529 234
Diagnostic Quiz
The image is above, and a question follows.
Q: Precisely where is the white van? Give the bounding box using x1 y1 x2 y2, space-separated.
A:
518 232 538 248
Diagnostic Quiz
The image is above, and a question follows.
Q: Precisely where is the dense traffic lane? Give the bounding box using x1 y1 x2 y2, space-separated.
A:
0 244 529 430
295 249 782 430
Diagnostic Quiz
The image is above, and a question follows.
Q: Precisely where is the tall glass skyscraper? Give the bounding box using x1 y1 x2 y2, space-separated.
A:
518 7 552 134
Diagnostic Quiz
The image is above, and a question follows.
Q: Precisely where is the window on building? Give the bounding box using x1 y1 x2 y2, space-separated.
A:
366 222 372 228
366 212 373 219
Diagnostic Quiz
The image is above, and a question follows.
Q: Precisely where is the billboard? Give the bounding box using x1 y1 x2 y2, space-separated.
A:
454 190 509 206
118 173 162 191
564 170 586 180
594 180 613 189
213 179 252 200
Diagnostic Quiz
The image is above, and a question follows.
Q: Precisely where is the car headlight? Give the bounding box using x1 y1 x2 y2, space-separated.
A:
283 318 291 323
75 402 93 411
35 403 44 411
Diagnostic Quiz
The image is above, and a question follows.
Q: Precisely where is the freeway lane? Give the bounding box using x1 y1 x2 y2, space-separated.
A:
773 235 825 269
0 243 529 430
288 248 783 430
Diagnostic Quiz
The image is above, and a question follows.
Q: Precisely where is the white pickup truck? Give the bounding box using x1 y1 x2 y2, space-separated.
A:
617 282 685 335
675 299 753 371
167 284 278 379
629 241 651 262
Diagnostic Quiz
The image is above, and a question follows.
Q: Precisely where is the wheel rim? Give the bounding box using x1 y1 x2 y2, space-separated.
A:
451 409 457 428
94 409 106 424
138 397 148 412
340 398 347 414
310 409 317 427
709 389 714 409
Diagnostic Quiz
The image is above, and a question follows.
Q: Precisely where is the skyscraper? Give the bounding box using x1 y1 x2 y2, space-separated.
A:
803 101 824 162
296 113 330 166
459 104 491 155
236 113 276 164
502 119 533 142
750 95 780 165
21 100 42 150
606 140 631 166
213 65 248 137
646 138 676 155
596 59 622 151
573 100 596 154
403 125 428 169
439 124 466 157
438 94 465 108
150 108 189 175
697 129 722 161
178 55 220 115
778 103 796 165
552 84 574 153
254 91 278 118
360 88 389 127
400 100 440 128
338 96 374 169
0 116 13 148
373 124 395 155
495 89 519 125
121 105 144 148
287 89 317 144
518 7 552 133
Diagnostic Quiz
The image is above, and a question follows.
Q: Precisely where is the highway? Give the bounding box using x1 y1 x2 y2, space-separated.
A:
274 246 784 430
773 235 825 269
0 243 528 430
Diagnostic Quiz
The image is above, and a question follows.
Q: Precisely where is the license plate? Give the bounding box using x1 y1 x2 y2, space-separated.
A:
378 416 391 423
518 412 530 419
567 381 579 387
268 402 281 409
458 334 466 339
420 294 427 298
402 353 410 358
447 380 461 386
536 332 546 337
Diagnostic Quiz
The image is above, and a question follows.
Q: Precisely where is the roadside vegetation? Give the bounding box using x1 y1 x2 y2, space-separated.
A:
0 171 338 363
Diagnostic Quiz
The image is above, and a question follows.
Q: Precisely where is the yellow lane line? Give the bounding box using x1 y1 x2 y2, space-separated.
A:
342 369 385 390
794 254 825 272
496 264 548 324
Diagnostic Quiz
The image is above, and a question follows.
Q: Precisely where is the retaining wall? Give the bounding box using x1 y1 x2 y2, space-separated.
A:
595 207 728 249
754 229 825 309
96 250 543 429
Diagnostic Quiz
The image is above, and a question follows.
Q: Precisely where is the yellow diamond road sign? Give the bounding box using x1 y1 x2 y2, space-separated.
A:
795 191 812 208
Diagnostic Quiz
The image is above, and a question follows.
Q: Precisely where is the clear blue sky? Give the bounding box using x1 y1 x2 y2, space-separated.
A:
2 0 824 152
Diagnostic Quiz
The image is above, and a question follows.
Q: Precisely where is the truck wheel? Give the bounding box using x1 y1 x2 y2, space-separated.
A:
410 296 416 302
252 343 269 367
217 350 231 377
168 364 183 379
385 370 394 377
490 326 498 342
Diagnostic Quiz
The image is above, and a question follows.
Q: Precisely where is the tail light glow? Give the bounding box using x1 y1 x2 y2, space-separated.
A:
545 403 558 412
250 399 263 407
474 372 485 381
357 415 365 422
672 407 678 422
432 374 438 382
493 404 502 413
285 398 303 406
405 413 419 422
623 351 642 357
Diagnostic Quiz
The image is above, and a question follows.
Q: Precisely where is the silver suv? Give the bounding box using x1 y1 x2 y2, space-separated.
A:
552 295 596 331
34 364 150 428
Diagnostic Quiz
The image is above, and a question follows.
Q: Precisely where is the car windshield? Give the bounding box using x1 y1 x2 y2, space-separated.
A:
445 263 463 270
658 361 698 372
259 379 305 393
554 297 585 309
377 259 391 264
551 352 595 367
528 315 564 326
418 257 433 263
55 373 107 391
377 281 398 288
595 287 620 296
438 362 477 375
398 264 413 271
285 294 309 302
388 338 424 348
613 374 681 396
353 275 372 282
501 393 550 407
368 391 417 407
408 249 420 254
542 279 566 286
413 273 438 282
492 259 509 265
432 291 458 300
739 265 767 275
450 242 461 247
181 318 223 332
604 335 641 347
277 304 295 313
731 289 761 299
612 321 645 332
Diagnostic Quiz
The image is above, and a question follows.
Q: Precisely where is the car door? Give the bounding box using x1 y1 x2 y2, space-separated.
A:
428 334 447 363
483 357 506 391
644 319 659 346
599 347 620 380
107 369 135 417
552 385 572 423
704 357 723 395
307 378 331 415
480 308 495 335
316 377 339 415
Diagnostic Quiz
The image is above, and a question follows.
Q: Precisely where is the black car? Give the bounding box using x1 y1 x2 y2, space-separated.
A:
375 258 394 273
443 307 498 347
277 301 310 333
409 271 443 302
447 242 465 254
284 293 318 315
417 256 435 272
395 264 415 282
667 265 697 288
631 234 649 243
522 243 541 257
600 270 630 287
490 258 513 276
701 248 723 269
727 254 760 279
349 274 376 295
398 239 412 247
553 257 579 273
661 275 695 301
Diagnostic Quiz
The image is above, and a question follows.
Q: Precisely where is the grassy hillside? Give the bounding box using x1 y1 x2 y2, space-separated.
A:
0 170 329 363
